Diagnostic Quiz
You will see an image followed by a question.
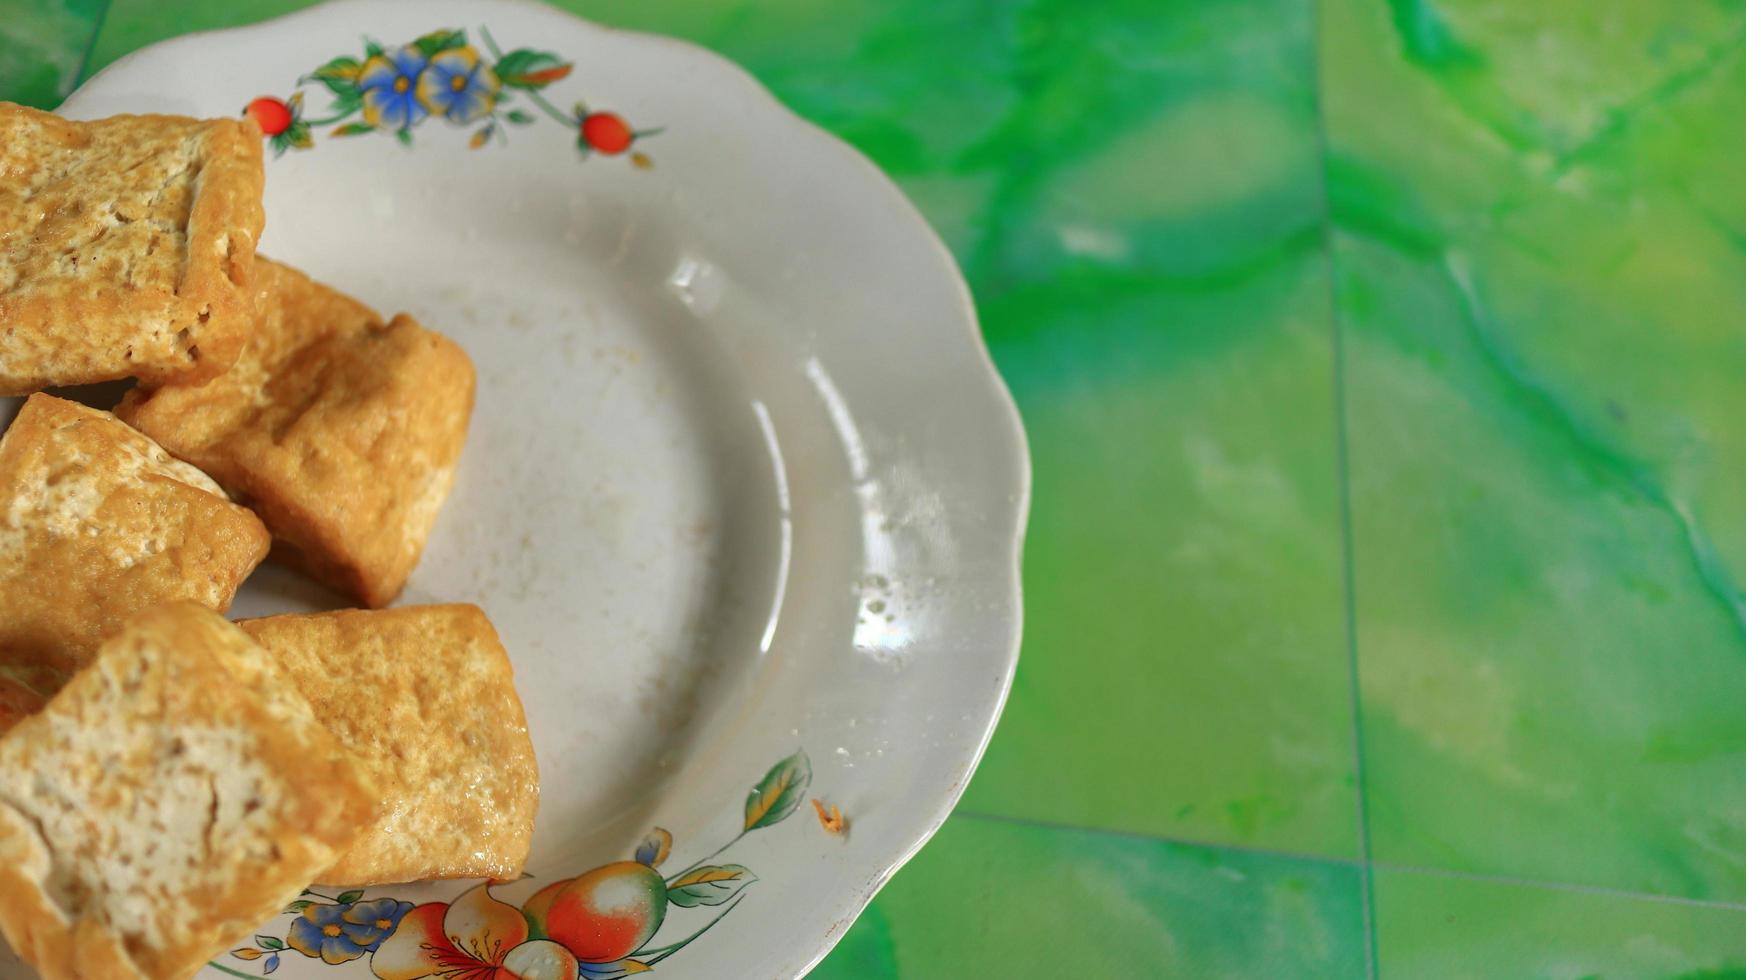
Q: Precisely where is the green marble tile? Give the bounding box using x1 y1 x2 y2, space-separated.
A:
1374 869 1746 979
956 0 1356 856
809 815 1366 979
0 0 108 109
1374 0 1746 155
960 247 1357 854
1336 225 1746 900
1324 0 1746 900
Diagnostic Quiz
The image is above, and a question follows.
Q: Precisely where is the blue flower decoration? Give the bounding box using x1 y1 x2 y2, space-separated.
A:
358 46 429 130
285 899 415 965
417 46 501 124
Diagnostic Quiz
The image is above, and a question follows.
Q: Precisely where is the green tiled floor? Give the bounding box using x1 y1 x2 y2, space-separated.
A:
9 0 1746 975
950 0 1358 857
1373 870 1746 979
812 815 1366 979
1324 0 1746 907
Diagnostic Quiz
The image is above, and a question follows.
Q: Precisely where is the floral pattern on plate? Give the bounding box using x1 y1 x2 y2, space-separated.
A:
216 752 813 979
243 27 660 165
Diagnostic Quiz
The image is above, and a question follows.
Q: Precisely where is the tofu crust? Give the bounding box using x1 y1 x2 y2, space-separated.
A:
0 394 270 686
119 259 474 607
0 603 375 980
239 604 539 886
0 103 265 394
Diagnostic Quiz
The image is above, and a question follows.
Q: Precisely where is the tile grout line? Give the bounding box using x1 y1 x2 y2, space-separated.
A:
1304 0 1378 975
68 0 114 96
953 809 1746 915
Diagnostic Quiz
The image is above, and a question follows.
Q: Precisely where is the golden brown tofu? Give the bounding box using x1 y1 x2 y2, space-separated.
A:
0 103 265 394
0 603 374 980
119 259 474 607
0 394 270 686
240 604 538 886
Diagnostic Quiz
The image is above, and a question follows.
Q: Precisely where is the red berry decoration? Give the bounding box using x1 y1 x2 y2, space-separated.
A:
244 96 293 137
580 112 634 155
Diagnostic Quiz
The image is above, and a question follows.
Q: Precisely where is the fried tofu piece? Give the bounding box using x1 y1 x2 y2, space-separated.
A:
0 603 375 980
0 103 265 394
239 605 537 886
119 259 474 607
0 394 270 687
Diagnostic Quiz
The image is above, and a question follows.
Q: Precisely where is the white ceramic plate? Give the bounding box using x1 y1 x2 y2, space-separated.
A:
0 1 1027 978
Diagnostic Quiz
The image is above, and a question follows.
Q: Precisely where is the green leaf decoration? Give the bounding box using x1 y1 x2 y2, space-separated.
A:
395 129 414 148
495 49 573 89
505 109 535 125
634 827 672 867
413 28 468 58
575 135 592 157
331 122 374 137
334 890 365 905
300 56 361 97
325 87 362 116
255 936 285 951
282 900 312 915
286 123 313 150
363 38 384 58
666 865 757 908
744 750 811 831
